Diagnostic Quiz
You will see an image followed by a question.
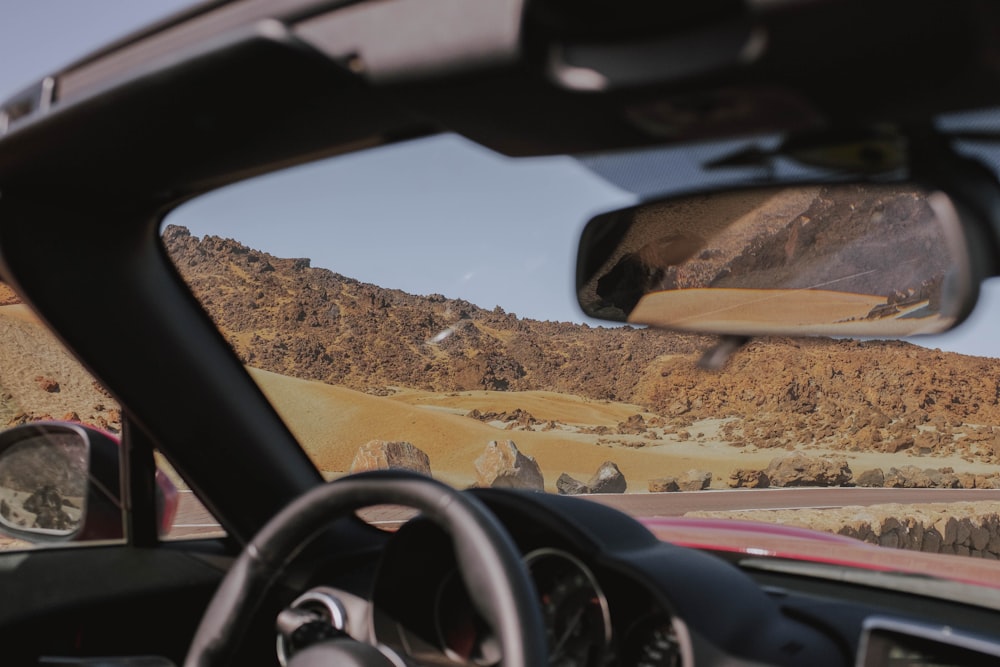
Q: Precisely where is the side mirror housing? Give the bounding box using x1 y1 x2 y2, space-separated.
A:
0 422 178 544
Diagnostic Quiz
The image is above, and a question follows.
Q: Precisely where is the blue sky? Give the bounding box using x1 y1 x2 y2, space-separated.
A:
3 1 999 359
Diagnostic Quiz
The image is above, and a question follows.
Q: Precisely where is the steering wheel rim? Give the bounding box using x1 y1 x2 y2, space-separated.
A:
183 470 548 667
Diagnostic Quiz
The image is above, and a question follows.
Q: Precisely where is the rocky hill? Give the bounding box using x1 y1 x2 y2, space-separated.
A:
164 225 1000 460
164 225 705 400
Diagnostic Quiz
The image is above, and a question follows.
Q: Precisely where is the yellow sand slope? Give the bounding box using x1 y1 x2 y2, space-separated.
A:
248 367 718 490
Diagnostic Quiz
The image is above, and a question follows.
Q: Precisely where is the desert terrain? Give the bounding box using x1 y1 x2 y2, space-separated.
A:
250 367 1000 492
2 225 1000 554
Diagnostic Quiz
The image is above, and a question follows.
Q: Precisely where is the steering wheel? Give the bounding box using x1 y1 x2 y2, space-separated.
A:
183 471 548 666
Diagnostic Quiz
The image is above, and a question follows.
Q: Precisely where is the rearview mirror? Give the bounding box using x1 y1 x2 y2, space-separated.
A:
577 184 975 337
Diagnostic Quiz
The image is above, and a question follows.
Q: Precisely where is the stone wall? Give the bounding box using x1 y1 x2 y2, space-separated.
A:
686 502 1000 558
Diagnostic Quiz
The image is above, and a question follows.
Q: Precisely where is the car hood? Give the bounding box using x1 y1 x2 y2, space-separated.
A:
641 516 1000 591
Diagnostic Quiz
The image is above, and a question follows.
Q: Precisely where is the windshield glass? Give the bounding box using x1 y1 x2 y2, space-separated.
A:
163 132 1000 561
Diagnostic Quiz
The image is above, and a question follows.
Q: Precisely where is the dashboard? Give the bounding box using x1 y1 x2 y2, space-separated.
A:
276 489 1000 667
366 490 842 667
373 526 691 667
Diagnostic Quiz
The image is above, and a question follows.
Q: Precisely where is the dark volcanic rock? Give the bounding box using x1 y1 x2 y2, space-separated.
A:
586 461 627 494
556 473 589 495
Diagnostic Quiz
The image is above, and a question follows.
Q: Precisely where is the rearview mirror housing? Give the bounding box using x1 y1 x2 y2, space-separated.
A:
577 184 977 337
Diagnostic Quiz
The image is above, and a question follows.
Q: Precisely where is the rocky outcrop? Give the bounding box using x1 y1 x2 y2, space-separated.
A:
164 225 1000 466
349 440 432 475
467 408 540 430
616 414 647 435
765 454 852 487
163 225 700 402
474 440 544 491
852 466 1000 489
687 503 1000 559
884 466 960 489
587 461 627 494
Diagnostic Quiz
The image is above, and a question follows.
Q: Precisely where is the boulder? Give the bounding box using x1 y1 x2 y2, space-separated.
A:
649 478 680 493
678 469 712 491
34 376 60 393
617 414 647 435
881 436 914 453
976 474 1000 489
350 440 431 475
586 461 627 494
474 440 544 491
765 454 852 487
856 468 885 488
556 473 589 495
957 473 977 489
728 468 770 489
884 466 921 488
885 466 963 489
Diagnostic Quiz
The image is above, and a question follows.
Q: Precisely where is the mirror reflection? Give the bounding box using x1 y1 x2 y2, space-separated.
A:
577 184 973 337
0 430 87 536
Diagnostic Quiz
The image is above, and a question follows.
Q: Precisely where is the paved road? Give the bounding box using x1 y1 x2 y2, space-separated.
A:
166 487 1000 539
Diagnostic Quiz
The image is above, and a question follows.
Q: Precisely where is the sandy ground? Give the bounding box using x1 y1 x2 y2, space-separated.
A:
630 289 950 337
0 304 41 325
0 307 118 428
251 367 716 490
249 368 1000 493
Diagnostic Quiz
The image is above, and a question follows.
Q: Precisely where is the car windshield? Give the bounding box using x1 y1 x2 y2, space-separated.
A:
163 130 1000 561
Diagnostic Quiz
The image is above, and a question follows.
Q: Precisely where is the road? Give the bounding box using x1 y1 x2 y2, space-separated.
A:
167 487 1000 539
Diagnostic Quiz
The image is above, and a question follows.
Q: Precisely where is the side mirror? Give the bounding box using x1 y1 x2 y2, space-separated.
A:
0 422 178 544
0 423 88 540
577 183 978 337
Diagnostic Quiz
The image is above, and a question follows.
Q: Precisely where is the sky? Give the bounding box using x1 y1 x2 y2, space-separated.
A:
2 0 999 359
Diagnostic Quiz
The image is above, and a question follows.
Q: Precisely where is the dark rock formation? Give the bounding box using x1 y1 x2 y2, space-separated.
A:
586 461 627 494
556 473 589 495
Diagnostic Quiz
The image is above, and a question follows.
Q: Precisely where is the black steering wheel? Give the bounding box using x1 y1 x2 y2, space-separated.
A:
183 471 548 666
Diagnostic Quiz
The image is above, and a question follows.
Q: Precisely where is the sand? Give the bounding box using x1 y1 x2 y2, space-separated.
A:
630 288 951 337
248 368 1000 493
